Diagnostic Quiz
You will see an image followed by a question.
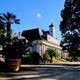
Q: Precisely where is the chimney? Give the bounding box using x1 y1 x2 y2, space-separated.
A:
49 23 55 37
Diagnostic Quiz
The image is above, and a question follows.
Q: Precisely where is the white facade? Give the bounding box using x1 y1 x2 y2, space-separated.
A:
49 24 55 37
47 35 60 45
31 38 62 57
22 24 62 57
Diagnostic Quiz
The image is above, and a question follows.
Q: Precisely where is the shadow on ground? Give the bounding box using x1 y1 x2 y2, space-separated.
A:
0 63 80 80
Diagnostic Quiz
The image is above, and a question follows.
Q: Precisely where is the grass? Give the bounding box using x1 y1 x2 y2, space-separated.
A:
52 58 68 63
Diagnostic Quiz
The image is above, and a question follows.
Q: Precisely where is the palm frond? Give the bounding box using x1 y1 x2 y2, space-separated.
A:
3 13 10 21
14 19 20 24
12 15 16 19
0 16 6 21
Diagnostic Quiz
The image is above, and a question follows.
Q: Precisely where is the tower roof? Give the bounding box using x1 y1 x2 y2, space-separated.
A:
49 23 54 27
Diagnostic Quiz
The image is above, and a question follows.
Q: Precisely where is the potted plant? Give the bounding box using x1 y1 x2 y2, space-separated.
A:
0 12 30 71
3 36 28 71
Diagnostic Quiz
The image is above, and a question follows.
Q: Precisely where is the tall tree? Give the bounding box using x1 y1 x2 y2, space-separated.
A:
0 12 20 32
0 12 20 40
60 0 80 60
0 12 20 50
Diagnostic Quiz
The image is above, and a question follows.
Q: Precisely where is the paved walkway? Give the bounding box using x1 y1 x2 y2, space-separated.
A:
0 63 80 80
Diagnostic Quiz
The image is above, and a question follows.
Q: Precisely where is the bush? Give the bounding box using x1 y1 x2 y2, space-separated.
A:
43 52 50 62
55 53 61 59
30 52 42 64
21 56 31 64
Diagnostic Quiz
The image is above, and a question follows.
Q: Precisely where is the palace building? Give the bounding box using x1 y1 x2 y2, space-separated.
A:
22 23 62 57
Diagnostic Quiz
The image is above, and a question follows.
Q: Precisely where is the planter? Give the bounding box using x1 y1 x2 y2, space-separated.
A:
7 59 21 71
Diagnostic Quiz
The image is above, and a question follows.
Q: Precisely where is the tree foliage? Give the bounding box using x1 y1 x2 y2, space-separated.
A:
46 47 57 62
0 12 20 43
0 12 20 32
0 12 31 59
2 37 29 59
60 0 80 59
0 12 20 46
43 52 50 62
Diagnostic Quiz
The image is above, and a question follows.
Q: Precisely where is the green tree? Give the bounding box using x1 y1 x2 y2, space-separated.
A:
46 47 57 62
0 12 20 58
0 12 20 32
60 0 80 60
0 12 20 49
0 20 6 48
0 12 20 41
3 36 30 59
0 12 31 71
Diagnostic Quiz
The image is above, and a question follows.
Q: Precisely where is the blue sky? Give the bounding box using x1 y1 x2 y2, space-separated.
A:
0 0 65 40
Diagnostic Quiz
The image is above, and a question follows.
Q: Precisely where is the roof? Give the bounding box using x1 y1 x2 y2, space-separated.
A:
22 28 60 46
49 23 54 27
22 28 45 41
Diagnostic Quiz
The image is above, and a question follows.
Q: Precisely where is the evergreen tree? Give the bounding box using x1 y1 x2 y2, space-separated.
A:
60 0 80 60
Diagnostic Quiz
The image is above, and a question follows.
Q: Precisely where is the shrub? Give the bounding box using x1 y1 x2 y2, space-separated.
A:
30 52 42 64
43 52 50 62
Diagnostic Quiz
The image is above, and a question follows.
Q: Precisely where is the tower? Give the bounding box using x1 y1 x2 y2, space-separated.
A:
49 23 55 37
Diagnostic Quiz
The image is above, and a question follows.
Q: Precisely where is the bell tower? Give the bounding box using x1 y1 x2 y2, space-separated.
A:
49 23 55 37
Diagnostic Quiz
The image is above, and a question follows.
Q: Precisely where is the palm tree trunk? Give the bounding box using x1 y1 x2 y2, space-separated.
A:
6 23 12 41
7 23 11 32
50 56 53 63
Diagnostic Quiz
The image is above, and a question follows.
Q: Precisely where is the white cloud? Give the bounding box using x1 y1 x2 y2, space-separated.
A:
37 13 42 18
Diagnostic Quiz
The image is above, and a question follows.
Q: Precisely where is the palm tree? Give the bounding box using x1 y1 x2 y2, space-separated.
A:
0 12 20 40
46 47 57 63
0 12 20 32
0 12 20 55
0 12 20 49
0 12 21 71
